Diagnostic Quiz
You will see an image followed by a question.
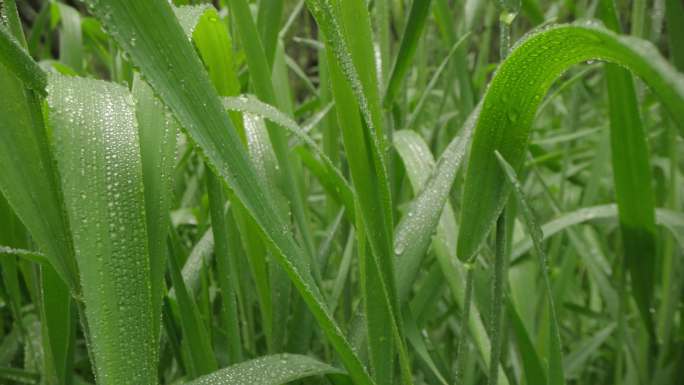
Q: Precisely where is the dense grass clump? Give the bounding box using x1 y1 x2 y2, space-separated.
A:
0 0 682 384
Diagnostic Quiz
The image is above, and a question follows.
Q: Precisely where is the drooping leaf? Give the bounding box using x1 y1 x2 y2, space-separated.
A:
458 22 684 263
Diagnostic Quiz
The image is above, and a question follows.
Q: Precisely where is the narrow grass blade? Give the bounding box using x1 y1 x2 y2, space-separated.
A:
405 34 470 131
256 0 284 67
392 122 509 385
83 1 373 382
433 0 476 115
176 3 285 353
307 1 396 274
309 11 405 383
0 247 48 266
222 95 353 216
666 0 684 69
507 298 547 385
227 0 317 262
243 112 289 352
132 75 178 350
512 205 684 259
1 0 26 47
563 323 616 378
167 235 218 378
295 147 355 221
327 50 403 385
495 151 565 385
488 213 507 385
47 74 156 384
55 3 83 73
0 24 46 95
599 0 658 337
0 61 77 292
39 265 74 385
314 2 412 380
393 107 477 299
458 22 684 262
186 354 345 385
0 367 39 384
175 5 240 98
384 0 433 107
206 174 243 363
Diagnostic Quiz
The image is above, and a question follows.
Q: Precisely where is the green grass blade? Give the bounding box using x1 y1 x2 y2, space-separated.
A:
227 0 317 263
176 3 285 353
327 48 404 385
206 174 243 364
0 61 77 292
495 151 565 385
314 1 411 381
405 33 470 130
307 1 395 261
393 108 476 299
83 1 373 382
243 112 289 352
0 0 25 46
186 353 345 385
0 246 48 266
599 0 658 337
256 0 284 67
0 24 46 96
222 95 353 216
457 22 684 262
26 0 50 57
39 265 74 385
563 323 616 378
0 367 39 384
309 16 404 382
175 6 245 359
392 122 509 385
174 5 240 98
295 147 355 222
487 213 507 385
55 3 83 73
384 0 433 107
666 0 684 70
47 74 156 384
433 0 476 115
512 204 684 259
167 235 218 378
132 75 178 352
506 298 547 385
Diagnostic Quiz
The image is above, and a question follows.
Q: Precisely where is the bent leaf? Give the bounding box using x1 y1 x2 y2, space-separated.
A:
458 22 684 262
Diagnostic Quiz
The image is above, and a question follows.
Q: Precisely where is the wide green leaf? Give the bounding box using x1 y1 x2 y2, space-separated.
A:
47 74 156 384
